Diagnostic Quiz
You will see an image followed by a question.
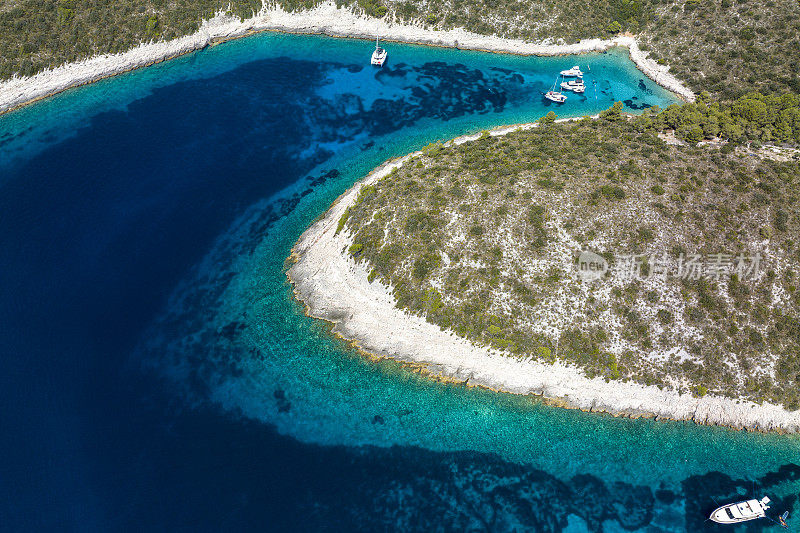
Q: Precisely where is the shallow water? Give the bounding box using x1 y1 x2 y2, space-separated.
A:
0 32 796 531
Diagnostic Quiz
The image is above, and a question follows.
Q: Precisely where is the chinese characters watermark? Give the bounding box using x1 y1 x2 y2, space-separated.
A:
577 251 762 282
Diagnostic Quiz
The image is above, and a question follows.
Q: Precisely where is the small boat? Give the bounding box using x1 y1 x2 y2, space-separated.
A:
561 77 586 93
371 33 387 67
544 75 567 103
545 90 568 102
709 497 771 524
560 65 583 77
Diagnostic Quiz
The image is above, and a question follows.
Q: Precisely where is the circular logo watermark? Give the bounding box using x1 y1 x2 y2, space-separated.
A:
577 250 608 281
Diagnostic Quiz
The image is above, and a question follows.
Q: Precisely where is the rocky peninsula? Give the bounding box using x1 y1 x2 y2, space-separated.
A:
288 115 800 433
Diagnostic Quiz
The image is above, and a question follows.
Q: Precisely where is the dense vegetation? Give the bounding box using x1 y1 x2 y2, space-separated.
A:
641 91 800 145
2 0 799 103
637 0 800 99
0 0 271 78
342 109 800 408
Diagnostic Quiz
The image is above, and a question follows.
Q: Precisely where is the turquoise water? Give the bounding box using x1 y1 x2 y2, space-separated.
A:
1 33 669 168
1 31 796 531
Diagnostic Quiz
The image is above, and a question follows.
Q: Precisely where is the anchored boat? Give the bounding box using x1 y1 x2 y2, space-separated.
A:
709 497 771 524
560 65 583 77
371 33 387 67
544 75 567 103
561 76 586 93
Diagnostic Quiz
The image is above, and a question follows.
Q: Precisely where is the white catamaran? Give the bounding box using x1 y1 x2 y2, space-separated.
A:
371 33 387 67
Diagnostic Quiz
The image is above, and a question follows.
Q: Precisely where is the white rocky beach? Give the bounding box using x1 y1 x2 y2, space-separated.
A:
0 1 693 114
287 123 800 433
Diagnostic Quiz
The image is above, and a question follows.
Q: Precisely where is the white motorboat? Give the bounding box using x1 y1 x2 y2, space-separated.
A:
371 34 387 67
709 497 771 524
544 75 567 103
545 90 567 102
561 77 586 93
560 65 583 77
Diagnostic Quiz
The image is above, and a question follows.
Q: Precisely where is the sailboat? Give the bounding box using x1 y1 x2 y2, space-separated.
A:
371 33 387 67
544 75 567 103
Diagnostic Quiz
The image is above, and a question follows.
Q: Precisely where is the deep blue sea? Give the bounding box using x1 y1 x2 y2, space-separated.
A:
0 33 797 531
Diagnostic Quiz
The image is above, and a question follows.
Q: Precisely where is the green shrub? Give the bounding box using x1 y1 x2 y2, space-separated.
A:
336 208 350 235
599 102 624 122
537 346 555 362
145 15 160 36
596 184 626 200
775 209 788 232
538 111 557 125
357 0 387 17
469 224 484 236
606 20 622 34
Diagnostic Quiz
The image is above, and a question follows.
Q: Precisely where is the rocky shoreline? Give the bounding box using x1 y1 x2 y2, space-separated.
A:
0 2 694 115
287 123 800 434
